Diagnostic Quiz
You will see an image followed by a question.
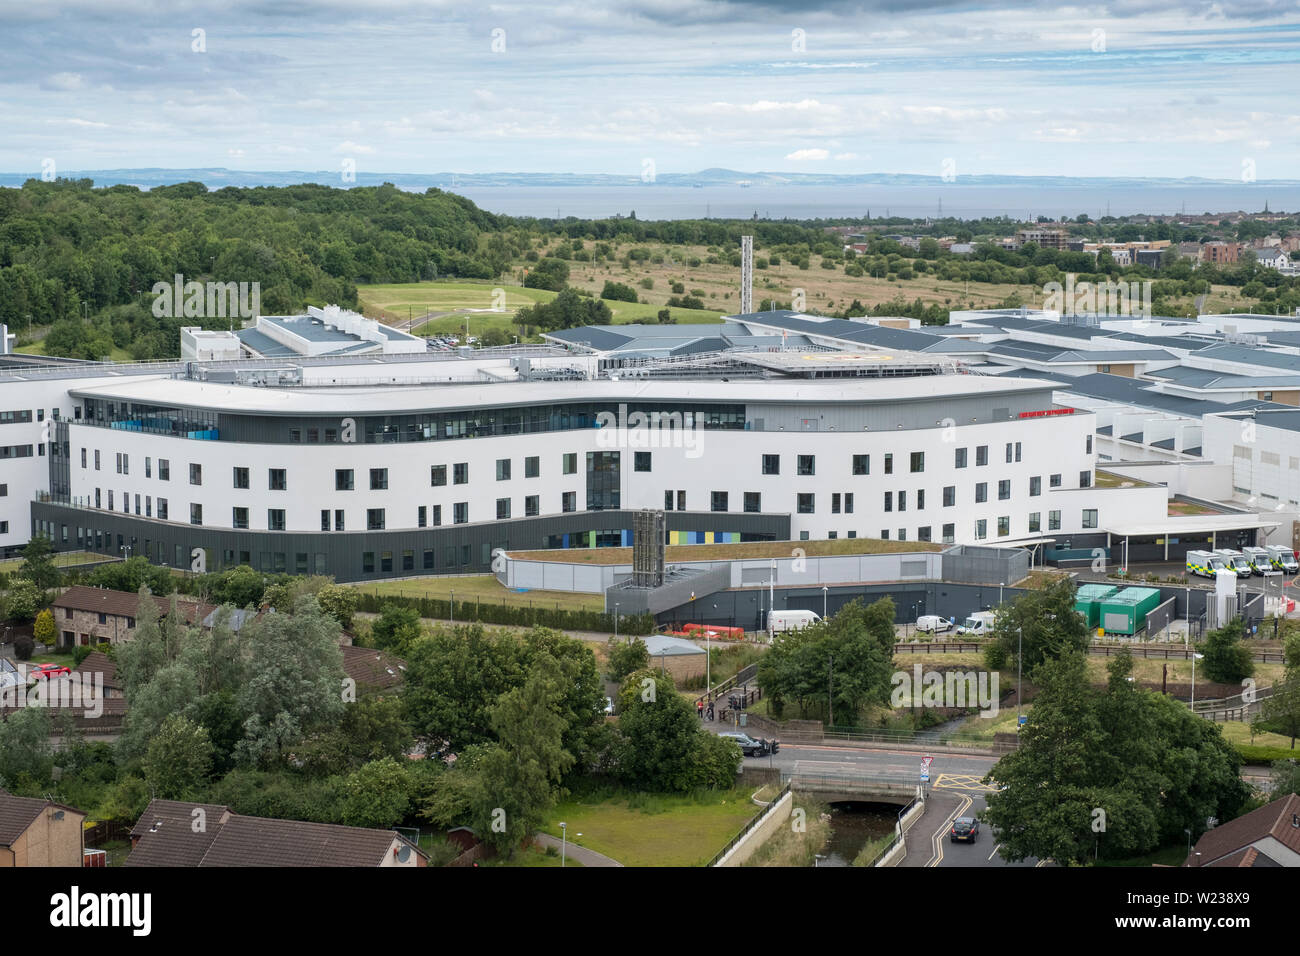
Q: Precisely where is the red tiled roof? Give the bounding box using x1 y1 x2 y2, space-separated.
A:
74 650 119 687
53 586 214 625
340 644 406 692
1188 793 1300 867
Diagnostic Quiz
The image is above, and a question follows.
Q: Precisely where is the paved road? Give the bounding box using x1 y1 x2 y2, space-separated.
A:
533 832 623 867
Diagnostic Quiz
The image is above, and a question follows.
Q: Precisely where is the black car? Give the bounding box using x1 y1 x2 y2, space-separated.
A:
950 816 979 843
718 732 780 757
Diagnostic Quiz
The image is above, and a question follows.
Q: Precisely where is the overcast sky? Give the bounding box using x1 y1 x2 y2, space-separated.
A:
2 0 1298 180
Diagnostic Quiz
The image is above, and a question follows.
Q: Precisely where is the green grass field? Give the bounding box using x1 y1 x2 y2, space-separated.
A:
481 843 582 867
0 550 117 573
353 574 604 613
540 786 760 866
14 340 134 362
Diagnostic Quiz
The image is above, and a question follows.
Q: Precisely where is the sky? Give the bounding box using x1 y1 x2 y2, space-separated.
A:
1 0 1299 180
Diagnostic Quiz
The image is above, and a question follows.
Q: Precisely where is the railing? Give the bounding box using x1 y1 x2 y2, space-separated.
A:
706 780 792 867
697 662 759 707
867 788 925 867
1090 642 1285 663
893 641 982 654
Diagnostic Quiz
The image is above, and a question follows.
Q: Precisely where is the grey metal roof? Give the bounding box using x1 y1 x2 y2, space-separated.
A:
235 328 297 358
1194 345 1300 371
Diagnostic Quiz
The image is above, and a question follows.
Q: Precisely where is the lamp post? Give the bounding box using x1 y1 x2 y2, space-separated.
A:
614 603 619 640
828 653 834 729
1017 626 1024 728
768 559 776 639
1190 652 1204 712
822 586 828 620
560 822 567 867
450 589 454 626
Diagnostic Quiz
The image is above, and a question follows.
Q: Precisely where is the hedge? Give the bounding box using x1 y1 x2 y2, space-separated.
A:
1234 744 1299 765
353 591 655 635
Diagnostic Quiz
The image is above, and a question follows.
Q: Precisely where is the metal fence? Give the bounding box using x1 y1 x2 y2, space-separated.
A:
706 780 792 867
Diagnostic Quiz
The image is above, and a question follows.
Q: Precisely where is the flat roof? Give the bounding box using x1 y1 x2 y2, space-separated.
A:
1104 514 1283 537
68 372 1061 416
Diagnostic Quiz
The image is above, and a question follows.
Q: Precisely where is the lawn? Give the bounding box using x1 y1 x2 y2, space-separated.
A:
1101 843 1190 867
13 340 134 362
480 843 582 867
540 786 760 866
353 573 604 613
1217 721 1297 750
509 536 941 565
0 550 116 573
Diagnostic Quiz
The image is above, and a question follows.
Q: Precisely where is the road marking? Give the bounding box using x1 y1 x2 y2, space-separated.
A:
932 773 997 792
928 794 972 867
988 842 1002 862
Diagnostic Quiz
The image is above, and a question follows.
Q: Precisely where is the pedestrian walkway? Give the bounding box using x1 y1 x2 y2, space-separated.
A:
897 791 964 867
533 832 623 867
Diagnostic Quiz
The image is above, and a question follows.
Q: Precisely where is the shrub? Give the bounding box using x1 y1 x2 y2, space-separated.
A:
33 609 55 645
12 634 35 660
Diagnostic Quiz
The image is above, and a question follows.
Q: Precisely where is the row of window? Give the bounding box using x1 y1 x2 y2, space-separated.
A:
803 507 1101 545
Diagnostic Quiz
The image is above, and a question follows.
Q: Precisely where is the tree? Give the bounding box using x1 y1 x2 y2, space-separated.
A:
0 707 54 791
600 280 638 302
606 636 649 682
18 534 60 590
403 624 525 750
471 654 574 856
316 583 358 630
1259 633 1300 748
370 603 423 653
1202 617 1255 684
33 608 55 645
143 714 214 799
987 578 1090 673
235 595 347 766
341 757 413 829
4 579 43 622
1269 757 1300 797
612 670 739 791
85 556 174 595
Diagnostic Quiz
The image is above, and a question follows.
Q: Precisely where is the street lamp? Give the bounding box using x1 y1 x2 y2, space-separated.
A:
560 822 567 867
822 586 828 620
614 603 619 640
1017 626 1024 728
1190 651 1204 712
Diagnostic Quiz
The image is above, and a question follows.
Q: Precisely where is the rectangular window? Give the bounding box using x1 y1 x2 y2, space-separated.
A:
525 456 540 478
268 468 287 491
744 492 761 513
1030 476 1041 496
233 467 249 489
975 482 987 503
998 479 1010 501
363 552 375 574
158 498 168 520
431 505 441 526
916 489 924 511
146 457 152 478
1005 442 1014 464
975 519 987 540
831 493 841 514
918 526 932 542
268 509 286 531
762 454 780 475
497 498 511 520
711 491 728 512
852 454 869 476
381 551 392 573
423 549 434 570
1082 508 1098 529
634 452 652 472
955 447 967 469
336 469 355 491
335 509 345 531
80 448 87 469
454 502 469 524
496 459 511 481
562 491 578 513
797 493 815 514
1050 473 1062 488
321 509 330 531
1015 442 1022 462
367 508 386 530
676 490 686 511
233 507 248 529
1086 435 1092 454
115 452 122 474
525 495 539 517
976 445 988 467
94 449 101 471
664 490 674 511
418 505 427 528
402 550 414 572
998 516 1010 537
189 463 202 485
562 453 577 475
884 453 893 475
943 485 955 507
430 465 446 487
159 459 169 481
453 463 469 484
1028 512 1041 533
884 491 893 512
369 468 388 491
1048 510 1061 531
1079 471 1092 489
797 455 815 476
942 523 955 544
910 452 924 473
190 503 203 525
899 490 907 512
880 530 889 540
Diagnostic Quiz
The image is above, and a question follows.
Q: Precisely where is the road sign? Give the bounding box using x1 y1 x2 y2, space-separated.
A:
1018 715 1027 726
921 754 933 770
920 770 930 782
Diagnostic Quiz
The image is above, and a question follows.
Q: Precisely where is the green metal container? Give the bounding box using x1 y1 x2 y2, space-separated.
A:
1098 587 1163 636
1074 584 1119 627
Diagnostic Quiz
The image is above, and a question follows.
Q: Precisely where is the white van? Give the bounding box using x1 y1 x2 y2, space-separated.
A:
768 609 821 634
916 615 953 634
956 611 996 636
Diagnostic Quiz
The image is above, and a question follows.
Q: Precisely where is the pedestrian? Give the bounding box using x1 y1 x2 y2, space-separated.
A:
706 702 714 721
697 698 704 719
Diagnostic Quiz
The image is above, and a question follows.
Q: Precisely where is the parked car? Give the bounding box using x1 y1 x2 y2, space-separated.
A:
603 696 614 715
718 732 779 757
29 663 71 680
950 816 979 843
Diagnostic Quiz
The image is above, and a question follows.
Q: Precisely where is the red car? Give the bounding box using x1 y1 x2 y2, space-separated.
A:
29 663 71 680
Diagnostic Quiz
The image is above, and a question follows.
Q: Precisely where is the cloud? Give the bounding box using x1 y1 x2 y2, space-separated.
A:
42 72 83 91
785 148 829 160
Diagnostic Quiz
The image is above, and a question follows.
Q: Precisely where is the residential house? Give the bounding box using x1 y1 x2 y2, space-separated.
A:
125 799 428 867
1185 793 1300 867
0 789 86 866
340 644 407 694
51 586 214 648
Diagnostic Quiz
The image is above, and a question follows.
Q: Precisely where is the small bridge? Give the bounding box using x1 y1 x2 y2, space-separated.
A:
786 761 924 806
